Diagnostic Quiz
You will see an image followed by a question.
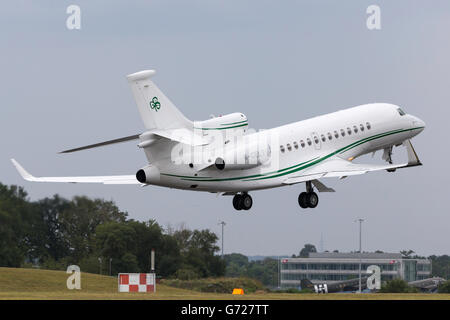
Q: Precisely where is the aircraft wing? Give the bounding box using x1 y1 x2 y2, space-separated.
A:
284 139 422 185
11 159 140 185
283 157 409 185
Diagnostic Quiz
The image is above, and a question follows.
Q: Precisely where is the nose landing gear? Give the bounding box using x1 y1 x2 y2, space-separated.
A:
232 193 253 211
298 181 319 209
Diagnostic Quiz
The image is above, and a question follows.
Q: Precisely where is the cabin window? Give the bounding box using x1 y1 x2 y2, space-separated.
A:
347 127 352 135
293 141 298 149
314 136 319 144
360 124 364 131
353 125 358 133
334 131 339 138
287 143 292 151
341 129 345 137
280 145 285 153
321 134 326 142
300 140 305 148
366 122 371 130
327 132 332 140
307 138 312 146
397 108 406 116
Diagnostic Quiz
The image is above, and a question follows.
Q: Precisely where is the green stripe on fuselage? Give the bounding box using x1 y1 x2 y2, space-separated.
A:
193 122 248 130
161 126 424 183
220 120 248 126
244 127 423 181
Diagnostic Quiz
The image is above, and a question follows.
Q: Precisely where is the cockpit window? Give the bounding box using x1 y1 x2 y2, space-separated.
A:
397 108 406 116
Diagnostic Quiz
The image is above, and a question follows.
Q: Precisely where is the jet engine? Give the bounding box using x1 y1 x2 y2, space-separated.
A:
136 165 160 184
214 142 271 171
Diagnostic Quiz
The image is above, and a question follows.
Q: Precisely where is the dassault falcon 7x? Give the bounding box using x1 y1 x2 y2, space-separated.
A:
11 70 425 211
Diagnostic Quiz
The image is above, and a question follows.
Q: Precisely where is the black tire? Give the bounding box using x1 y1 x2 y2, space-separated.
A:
241 194 253 210
298 192 308 208
233 194 243 210
307 192 319 208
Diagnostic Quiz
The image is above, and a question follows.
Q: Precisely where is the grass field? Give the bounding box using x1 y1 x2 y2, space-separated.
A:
1 267 449 300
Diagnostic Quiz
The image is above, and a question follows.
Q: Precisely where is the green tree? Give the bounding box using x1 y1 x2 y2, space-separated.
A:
400 250 415 259
172 228 225 278
438 280 450 293
299 244 317 258
32 195 71 262
158 235 182 277
224 253 249 268
0 184 34 267
380 279 418 293
224 253 249 278
58 196 128 262
428 255 450 279
95 221 137 274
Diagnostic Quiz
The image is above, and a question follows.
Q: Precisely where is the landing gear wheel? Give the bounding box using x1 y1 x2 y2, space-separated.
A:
298 192 308 208
307 192 319 208
232 193 253 211
233 194 243 210
241 194 253 210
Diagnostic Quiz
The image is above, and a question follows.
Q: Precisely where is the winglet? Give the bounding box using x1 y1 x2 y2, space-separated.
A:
11 159 36 181
403 139 422 166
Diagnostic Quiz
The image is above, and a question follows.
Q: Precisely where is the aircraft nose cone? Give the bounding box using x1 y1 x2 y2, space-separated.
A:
412 116 425 131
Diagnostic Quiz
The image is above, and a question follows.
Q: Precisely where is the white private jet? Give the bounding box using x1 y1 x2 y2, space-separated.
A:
11 70 425 211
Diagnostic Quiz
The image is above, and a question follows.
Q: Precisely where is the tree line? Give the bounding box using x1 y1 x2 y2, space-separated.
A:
0 183 225 278
1 182 449 285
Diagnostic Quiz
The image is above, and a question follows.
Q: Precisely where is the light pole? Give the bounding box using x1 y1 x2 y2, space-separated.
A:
218 221 226 258
354 218 365 293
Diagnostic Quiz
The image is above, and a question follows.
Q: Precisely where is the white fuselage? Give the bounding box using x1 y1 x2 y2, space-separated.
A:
145 103 424 192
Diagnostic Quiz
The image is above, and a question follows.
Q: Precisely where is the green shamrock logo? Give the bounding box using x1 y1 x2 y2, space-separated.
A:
149 96 161 112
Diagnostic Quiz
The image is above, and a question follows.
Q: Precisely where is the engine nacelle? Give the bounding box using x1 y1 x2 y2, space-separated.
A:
214 157 259 171
136 165 160 184
214 142 271 171
194 113 248 136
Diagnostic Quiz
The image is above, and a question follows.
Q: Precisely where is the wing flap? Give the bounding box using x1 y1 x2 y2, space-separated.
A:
283 173 326 185
305 157 409 177
283 157 409 185
11 159 140 185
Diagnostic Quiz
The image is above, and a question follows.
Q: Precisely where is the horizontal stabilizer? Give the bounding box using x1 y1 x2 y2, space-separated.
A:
151 128 207 146
60 128 208 154
59 134 140 154
11 159 140 185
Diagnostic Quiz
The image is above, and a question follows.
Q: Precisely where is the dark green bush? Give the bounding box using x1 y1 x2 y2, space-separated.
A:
437 280 450 293
379 279 418 293
163 277 265 293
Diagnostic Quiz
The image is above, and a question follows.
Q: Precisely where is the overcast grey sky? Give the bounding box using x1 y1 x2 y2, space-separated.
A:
1 1 449 257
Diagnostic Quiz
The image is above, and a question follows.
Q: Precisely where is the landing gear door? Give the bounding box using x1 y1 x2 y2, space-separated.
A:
311 132 321 150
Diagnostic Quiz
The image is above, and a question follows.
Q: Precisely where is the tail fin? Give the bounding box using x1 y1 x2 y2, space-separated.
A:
126 70 192 130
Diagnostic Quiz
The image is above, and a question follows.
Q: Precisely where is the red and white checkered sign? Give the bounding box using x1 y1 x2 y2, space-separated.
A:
118 273 156 293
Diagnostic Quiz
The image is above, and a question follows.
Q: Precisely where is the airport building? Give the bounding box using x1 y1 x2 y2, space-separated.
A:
280 252 431 288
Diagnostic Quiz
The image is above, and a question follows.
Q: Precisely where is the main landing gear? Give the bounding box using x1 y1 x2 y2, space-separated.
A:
232 193 253 211
298 181 319 209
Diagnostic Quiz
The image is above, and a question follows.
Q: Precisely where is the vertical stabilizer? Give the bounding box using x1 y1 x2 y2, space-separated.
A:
126 70 192 130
